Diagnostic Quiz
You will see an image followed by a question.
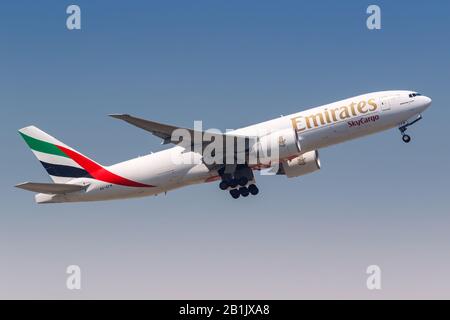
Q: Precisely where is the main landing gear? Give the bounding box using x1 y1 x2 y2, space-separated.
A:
218 165 259 199
227 183 259 199
399 114 422 143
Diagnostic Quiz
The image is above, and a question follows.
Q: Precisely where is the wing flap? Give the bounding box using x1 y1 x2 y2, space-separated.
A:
15 182 87 194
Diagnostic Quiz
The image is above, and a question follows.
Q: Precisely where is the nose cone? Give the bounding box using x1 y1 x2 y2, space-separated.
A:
417 95 432 112
423 96 432 107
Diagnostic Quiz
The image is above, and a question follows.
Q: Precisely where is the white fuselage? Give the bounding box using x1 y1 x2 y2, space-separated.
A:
36 90 431 203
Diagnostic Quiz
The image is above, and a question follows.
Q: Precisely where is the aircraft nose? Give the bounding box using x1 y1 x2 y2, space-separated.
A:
422 96 432 109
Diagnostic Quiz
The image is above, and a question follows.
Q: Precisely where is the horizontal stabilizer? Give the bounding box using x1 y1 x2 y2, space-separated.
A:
15 182 87 194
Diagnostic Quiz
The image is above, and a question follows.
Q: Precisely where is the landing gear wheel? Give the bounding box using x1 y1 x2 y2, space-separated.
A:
402 134 411 143
237 177 249 187
229 179 238 188
230 189 240 199
239 187 249 197
248 184 259 195
219 181 228 190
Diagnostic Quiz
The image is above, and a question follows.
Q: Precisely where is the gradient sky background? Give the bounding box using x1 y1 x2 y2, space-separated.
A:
1 0 449 299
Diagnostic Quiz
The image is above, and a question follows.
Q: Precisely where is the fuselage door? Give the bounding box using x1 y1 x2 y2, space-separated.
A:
380 96 391 111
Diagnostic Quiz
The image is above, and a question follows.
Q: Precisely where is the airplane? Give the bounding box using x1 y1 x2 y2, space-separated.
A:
16 90 431 203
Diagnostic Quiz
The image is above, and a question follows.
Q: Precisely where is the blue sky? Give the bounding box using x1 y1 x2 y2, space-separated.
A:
1 0 449 298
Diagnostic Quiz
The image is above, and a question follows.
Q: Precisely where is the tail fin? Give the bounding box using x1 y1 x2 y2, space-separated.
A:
18 126 101 183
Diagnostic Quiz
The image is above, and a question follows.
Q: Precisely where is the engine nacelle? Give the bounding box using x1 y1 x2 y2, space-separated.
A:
253 128 301 164
280 150 321 178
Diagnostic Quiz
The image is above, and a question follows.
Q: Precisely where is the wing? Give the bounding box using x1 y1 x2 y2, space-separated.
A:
109 113 255 148
109 114 198 144
15 182 87 194
109 114 259 171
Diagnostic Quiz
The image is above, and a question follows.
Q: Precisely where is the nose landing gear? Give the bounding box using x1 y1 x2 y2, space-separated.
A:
399 114 422 143
402 134 411 143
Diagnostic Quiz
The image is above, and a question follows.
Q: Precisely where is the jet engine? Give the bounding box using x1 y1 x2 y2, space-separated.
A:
279 150 321 178
252 128 301 164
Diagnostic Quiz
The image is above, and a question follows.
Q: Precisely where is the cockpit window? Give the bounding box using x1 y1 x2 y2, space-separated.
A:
409 93 422 98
